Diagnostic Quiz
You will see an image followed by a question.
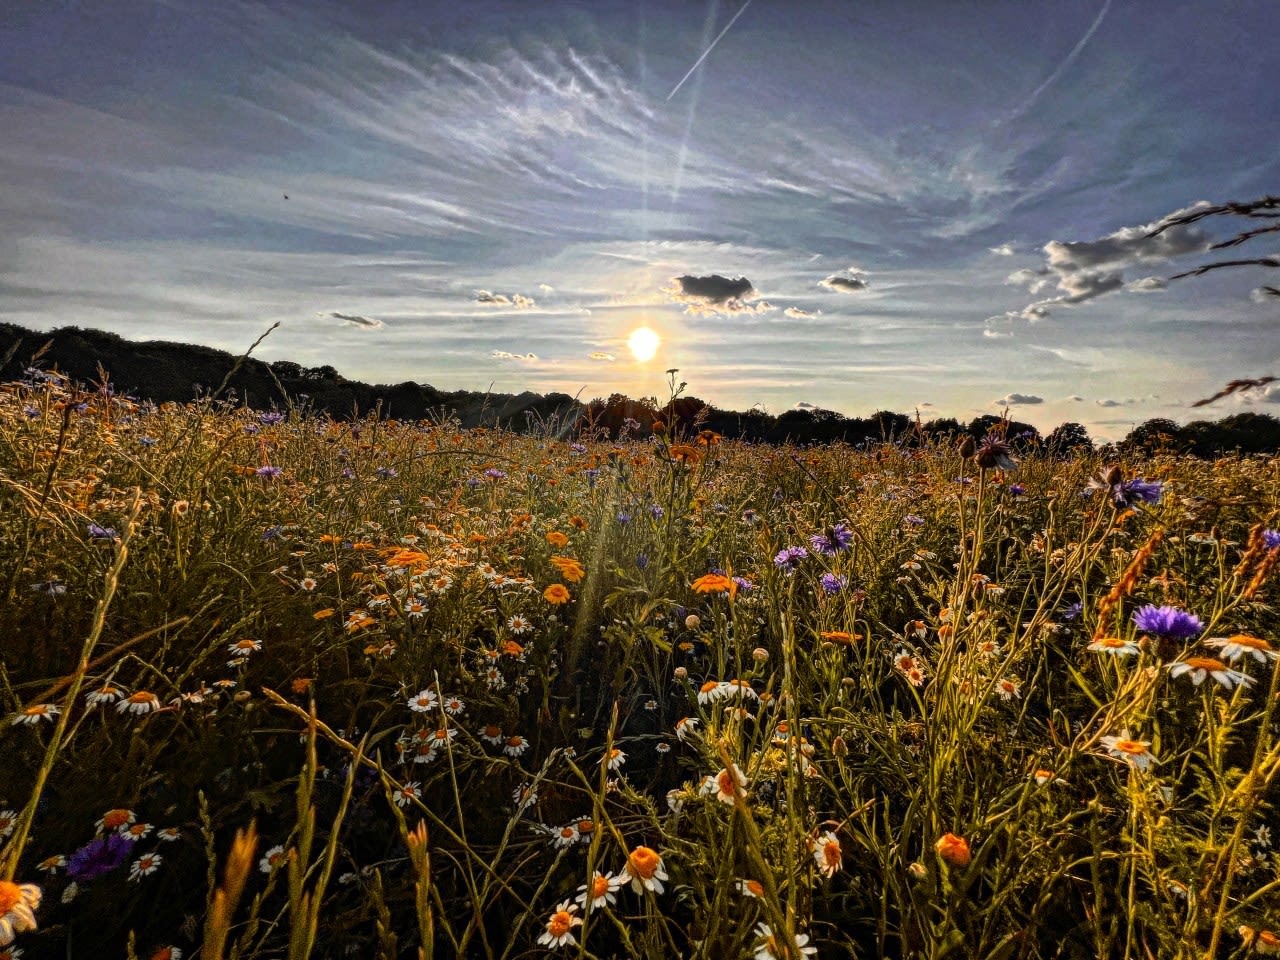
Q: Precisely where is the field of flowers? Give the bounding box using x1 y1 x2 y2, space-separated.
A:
1 367 1278 960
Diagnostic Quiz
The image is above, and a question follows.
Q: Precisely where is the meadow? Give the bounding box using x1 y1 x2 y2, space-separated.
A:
1 366 1278 960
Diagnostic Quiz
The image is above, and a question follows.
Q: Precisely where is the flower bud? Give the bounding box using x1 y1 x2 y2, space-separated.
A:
907 861 927 881
685 614 701 630
935 832 971 868
673 666 688 680
751 647 769 662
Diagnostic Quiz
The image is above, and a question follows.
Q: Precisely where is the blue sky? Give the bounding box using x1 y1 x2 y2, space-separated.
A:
2 0 1277 437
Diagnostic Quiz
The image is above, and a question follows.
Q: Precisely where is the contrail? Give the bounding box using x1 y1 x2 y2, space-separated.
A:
1010 0 1111 119
666 0 753 102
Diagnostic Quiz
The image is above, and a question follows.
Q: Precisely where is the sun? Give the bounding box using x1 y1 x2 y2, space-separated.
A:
627 326 661 362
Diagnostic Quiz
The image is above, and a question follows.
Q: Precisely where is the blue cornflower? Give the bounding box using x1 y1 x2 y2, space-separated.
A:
820 573 848 595
256 465 283 478
809 523 853 556
261 526 282 541
484 468 507 480
732 576 753 593
466 477 481 488
1120 479 1163 505
773 545 808 572
1262 529 1280 551
616 511 632 524
137 435 157 447
23 405 40 418
87 523 119 541
67 833 135 882
259 411 285 425
1062 601 1083 621
636 553 649 570
650 505 664 519
1008 483 1025 496
1132 605 1203 640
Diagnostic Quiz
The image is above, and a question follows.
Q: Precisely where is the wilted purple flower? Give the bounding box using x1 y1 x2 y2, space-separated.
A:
1133 605 1203 640
375 466 398 479
975 434 1017 471
67 833 135 882
1062 601 1083 621
742 509 758 524
809 523 853 556
623 418 640 430
903 514 925 526
256 465 283 479
87 523 119 541
569 443 586 454
23 405 40 418
466 477 481 488
137 435 157 447
773 545 808 572
820 573 848 595
584 468 599 489
1120 479 1163 505
261 525 282 541
243 424 260 434
1262 529 1280 551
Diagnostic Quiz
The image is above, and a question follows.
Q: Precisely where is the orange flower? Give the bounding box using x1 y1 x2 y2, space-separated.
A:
291 677 313 694
935 833 971 868
313 608 336 620
691 573 736 597
819 630 861 644
568 515 588 530
543 584 571 605
545 531 569 548
550 556 586 583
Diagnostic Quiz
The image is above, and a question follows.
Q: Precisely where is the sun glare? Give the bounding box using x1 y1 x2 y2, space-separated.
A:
627 326 661 362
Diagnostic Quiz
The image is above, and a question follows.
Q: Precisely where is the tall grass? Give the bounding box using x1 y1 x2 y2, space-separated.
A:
0 368 1277 959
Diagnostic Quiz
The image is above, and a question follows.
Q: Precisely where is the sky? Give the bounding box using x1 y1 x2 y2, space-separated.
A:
2 0 1278 439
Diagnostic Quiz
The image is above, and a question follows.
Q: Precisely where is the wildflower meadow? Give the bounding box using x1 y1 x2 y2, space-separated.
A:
1 367 1278 959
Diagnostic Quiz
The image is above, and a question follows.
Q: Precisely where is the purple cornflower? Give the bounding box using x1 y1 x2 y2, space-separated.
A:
1062 601 1083 621
584 468 599 489
67 833 135 882
820 573 848 595
1008 483 1025 496
1262 529 1280 551
809 523 853 556
569 443 586 454
773 545 808 572
1133 604 1203 640
650 505 664 519
256 465 283 479
484 468 507 480
903 514 925 526
616 511 632 524
375 466 398 479
259 411 285 425
87 523 119 541
975 434 1017 471
1120 479 1163 506
732 576 753 593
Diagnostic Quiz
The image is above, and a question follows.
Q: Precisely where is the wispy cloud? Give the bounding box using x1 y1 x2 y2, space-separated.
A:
491 350 539 362
327 311 383 329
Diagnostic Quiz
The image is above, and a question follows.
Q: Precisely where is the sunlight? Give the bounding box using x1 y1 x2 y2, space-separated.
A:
627 326 661 362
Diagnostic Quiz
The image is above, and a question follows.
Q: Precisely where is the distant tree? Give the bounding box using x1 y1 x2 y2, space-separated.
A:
922 417 963 438
1122 418 1187 453
1044 422 1093 456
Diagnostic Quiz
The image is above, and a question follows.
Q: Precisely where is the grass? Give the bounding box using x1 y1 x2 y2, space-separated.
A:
0 367 1278 959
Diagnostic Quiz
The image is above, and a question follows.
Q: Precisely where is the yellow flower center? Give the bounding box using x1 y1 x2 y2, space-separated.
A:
1114 740 1147 755
102 809 132 829
628 846 660 879
717 770 740 796
0 880 21 914
745 879 764 897
698 681 719 695
823 842 841 868
548 911 573 937
1184 657 1227 672
591 875 610 897
1229 634 1270 650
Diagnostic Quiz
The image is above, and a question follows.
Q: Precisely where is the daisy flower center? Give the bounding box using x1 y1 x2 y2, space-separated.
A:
1229 634 1269 650
718 770 740 795
1114 740 1148 755
628 847 660 878
591 875 611 897
0 880 22 913
548 911 573 937
1185 657 1227 671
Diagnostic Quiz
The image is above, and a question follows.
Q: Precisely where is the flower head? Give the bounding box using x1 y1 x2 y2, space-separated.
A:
537 900 582 949
1204 634 1278 664
1133 605 1203 641
935 832 971 868
753 922 818 960
1100 730 1158 772
576 871 622 910
1087 636 1140 656
809 523 853 556
813 830 843 877
1168 656 1254 690
773 545 808 573
0 881 41 947
67 834 134 882
543 584 571 605
619 845 668 894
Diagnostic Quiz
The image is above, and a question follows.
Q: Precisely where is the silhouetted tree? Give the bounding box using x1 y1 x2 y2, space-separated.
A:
1045 422 1093 456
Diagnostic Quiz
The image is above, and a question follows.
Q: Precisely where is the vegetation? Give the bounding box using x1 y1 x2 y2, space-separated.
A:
1 362 1279 959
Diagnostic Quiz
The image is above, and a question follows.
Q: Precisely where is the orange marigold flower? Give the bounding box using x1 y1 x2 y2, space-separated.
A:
935 833 971 868
543 584 571 605
549 556 586 583
691 573 736 597
545 531 569 548
568 515 588 530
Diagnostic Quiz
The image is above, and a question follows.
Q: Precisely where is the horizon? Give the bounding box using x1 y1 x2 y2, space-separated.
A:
2 1 1278 440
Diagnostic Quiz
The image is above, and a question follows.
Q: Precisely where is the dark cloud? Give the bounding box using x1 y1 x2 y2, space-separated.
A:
996 393 1044 405
328 311 383 329
819 273 868 293
998 201 1214 329
664 274 771 316
794 401 818 409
